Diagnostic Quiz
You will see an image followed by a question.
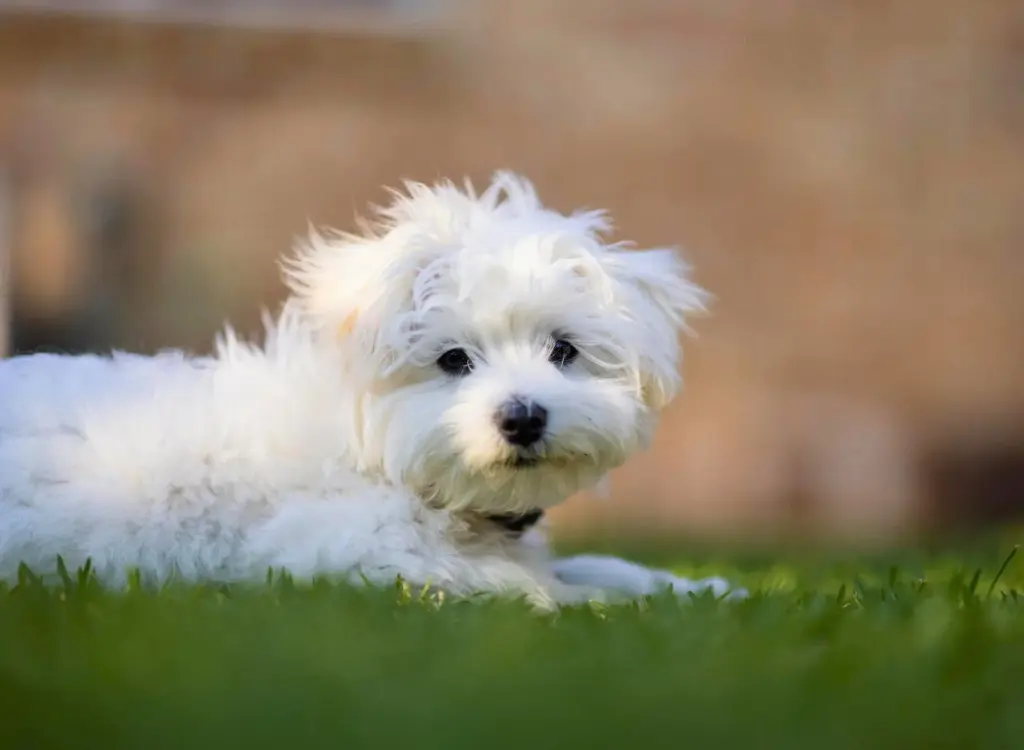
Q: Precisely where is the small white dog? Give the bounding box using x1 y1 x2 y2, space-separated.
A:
0 172 742 608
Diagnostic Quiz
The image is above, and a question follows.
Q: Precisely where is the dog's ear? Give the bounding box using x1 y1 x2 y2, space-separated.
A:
602 246 710 412
282 226 411 357
282 179 481 356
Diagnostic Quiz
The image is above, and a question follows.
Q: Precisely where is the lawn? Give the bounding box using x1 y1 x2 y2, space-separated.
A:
2 534 1022 750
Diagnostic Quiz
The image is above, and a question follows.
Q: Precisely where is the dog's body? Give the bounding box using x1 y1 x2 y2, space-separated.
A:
0 173 741 607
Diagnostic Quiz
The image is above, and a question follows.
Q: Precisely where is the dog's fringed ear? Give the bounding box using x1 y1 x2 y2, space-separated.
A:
603 246 711 412
281 225 405 356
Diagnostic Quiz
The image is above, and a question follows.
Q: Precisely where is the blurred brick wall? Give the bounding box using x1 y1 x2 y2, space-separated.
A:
1 1 1022 541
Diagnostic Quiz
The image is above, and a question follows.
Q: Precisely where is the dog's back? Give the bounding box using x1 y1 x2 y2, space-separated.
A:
0 350 208 435
0 342 356 583
0 352 218 578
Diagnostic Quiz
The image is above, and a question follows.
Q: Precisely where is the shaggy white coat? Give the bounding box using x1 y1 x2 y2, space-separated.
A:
0 172 741 608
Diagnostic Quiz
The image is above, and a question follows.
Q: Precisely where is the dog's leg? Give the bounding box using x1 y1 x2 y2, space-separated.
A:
447 557 608 611
550 554 748 601
243 497 606 611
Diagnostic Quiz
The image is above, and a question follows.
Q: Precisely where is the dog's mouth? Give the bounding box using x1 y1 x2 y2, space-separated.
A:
504 452 576 470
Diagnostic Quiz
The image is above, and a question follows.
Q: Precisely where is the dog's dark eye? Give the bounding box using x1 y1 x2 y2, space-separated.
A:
437 348 474 376
549 339 579 368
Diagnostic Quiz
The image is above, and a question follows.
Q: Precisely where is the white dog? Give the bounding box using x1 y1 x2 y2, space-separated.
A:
0 172 742 609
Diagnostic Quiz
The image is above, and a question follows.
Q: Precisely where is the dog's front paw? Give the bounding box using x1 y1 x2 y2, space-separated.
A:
551 554 748 602
650 571 749 600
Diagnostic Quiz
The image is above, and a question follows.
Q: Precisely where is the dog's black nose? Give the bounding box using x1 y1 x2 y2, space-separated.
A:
495 398 548 447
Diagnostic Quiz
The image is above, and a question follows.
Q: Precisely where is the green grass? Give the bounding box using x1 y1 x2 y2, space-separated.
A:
2 536 1023 750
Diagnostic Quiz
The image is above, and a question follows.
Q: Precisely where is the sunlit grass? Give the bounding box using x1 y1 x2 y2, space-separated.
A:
1 538 1021 750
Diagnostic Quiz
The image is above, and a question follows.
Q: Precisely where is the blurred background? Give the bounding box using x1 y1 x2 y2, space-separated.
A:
0 0 1021 547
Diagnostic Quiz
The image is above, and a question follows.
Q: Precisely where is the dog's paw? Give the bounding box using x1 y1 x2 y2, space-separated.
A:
550 554 748 602
650 570 749 600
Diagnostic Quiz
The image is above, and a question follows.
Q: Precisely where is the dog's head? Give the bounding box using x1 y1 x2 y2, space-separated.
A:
284 172 708 513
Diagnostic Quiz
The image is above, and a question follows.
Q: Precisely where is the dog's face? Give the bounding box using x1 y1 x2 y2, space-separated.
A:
285 173 708 513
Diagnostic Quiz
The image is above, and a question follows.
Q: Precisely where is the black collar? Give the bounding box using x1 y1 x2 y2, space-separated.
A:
484 509 544 534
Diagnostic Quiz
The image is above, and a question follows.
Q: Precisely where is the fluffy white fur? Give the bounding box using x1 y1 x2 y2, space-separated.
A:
0 172 743 609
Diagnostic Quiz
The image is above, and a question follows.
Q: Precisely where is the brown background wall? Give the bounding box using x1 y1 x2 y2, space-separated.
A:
2 0 1022 542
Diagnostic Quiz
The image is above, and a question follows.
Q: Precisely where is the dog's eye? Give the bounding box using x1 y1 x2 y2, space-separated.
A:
437 348 474 376
549 339 579 368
